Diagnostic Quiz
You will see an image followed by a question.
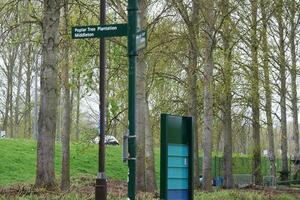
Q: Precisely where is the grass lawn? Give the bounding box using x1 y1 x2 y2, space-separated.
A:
0 139 161 186
1 139 300 199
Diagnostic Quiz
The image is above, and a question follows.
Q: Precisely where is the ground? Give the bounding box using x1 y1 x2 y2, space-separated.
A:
1 176 300 199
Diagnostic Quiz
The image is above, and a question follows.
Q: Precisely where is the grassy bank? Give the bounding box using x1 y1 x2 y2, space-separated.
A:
0 139 145 186
0 138 291 187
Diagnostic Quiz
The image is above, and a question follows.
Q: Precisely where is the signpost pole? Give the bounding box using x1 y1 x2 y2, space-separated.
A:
127 0 138 199
95 0 107 199
71 2 144 198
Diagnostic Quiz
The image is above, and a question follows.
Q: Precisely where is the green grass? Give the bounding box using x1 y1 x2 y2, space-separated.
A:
0 138 293 187
1 139 300 199
0 139 147 186
0 139 161 187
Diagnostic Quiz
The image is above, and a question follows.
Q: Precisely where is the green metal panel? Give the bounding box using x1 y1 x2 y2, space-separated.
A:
160 114 194 200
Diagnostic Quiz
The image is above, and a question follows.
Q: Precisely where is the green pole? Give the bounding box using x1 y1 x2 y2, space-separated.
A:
128 0 138 199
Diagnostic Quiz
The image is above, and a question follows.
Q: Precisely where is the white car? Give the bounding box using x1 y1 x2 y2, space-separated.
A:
93 135 119 145
0 131 5 139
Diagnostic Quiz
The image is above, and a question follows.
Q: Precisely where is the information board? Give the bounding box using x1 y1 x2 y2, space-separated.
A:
160 114 194 200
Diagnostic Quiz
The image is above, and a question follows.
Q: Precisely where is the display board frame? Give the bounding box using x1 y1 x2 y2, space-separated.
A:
160 114 194 200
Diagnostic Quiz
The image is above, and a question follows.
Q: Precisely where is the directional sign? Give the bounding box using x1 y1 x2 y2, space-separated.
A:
136 30 147 51
72 23 127 39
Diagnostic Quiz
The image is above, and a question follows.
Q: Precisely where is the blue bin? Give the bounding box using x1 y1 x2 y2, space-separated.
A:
213 177 224 187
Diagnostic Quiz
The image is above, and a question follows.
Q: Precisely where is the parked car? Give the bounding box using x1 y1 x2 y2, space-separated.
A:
93 135 119 145
0 131 5 139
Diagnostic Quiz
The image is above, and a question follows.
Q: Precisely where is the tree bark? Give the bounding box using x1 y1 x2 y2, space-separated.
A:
135 0 148 192
220 0 233 189
24 0 33 139
189 0 200 188
288 0 300 162
2 47 17 137
61 0 71 191
25 39 33 138
75 73 80 140
275 0 289 181
14 44 24 137
35 0 61 189
202 0 215 191
136 59 146 191
33 57 39 140
145 101 156 192
250 0 262 185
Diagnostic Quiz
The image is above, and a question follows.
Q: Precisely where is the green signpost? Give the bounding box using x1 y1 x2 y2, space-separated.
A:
71 23 128 39
160 114 194 200
72 0 146 199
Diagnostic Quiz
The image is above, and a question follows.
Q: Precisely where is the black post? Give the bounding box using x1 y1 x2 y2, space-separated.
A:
95 0 107 199
127 0 138 199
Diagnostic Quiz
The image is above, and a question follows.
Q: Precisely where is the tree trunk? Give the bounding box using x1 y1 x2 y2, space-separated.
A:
145 101 156 192
61 0 71 191
250 0 262 185
261 0 276 179
9 76 13 138
188 0 200 188
56 90 62 141
33 57 39 140
288 0 300 169
202 0 215 191
25 42 33 138
2 65 11 133
35 0 61 189
3 51 16 138
14 44 24 137
24 0 33 139
135 0 148 192
276 0 289 181
221 0 233 189
135 36 146 192
75 73 80 140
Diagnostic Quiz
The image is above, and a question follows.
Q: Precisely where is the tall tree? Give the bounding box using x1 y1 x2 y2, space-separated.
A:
220 0 233 189
188 0 201 188
288 0 300 167
35 0 61 188
250 0 262 185
2 46 17 138
24 0 34 139
275 0 289 181
170 0 201 187
24 35 33 138
261 0 276 179
135 0 147 191
201 0 215 191
14 43 24 137
61 0 71 191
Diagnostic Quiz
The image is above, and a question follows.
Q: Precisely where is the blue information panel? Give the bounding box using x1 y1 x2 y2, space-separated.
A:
167 144 189 199
160 114 194 200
